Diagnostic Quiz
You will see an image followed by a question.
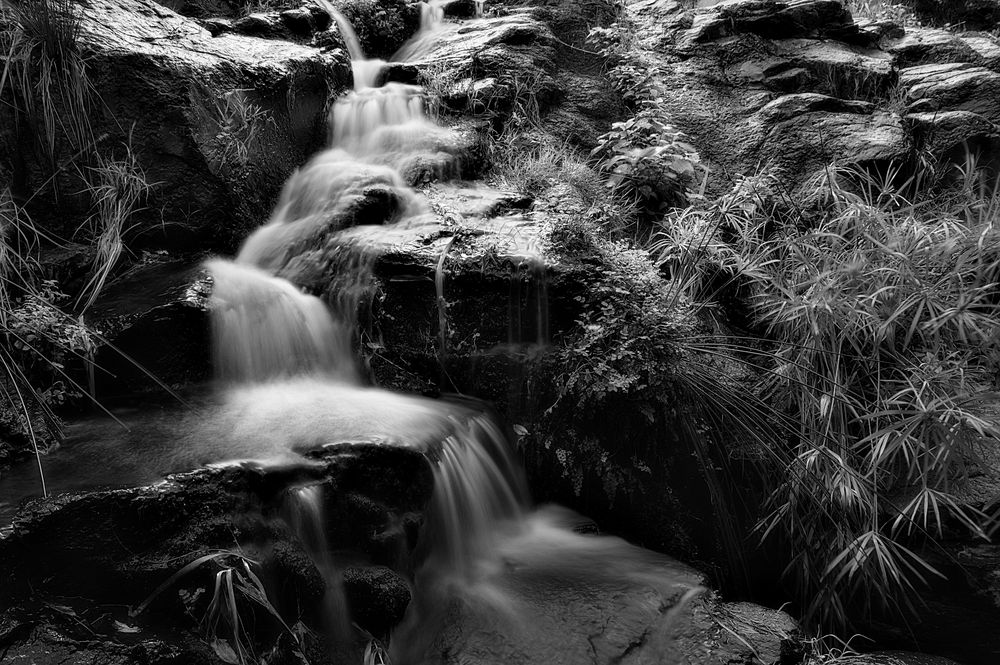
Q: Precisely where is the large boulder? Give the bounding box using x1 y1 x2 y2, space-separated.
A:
1 0 351 251
899 62 1000 123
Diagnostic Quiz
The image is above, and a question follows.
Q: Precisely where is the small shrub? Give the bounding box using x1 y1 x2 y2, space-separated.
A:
190 86 276 174
591 110 704 214
587 22 705 216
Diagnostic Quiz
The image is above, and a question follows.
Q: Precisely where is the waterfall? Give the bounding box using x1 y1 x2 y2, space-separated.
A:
315 0 385 89
393 0 451 62
196 5 701 660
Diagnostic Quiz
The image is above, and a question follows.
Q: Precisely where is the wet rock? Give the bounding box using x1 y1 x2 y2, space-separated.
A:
342 565 412 635
394 524 800 665
899 63 1000 123
0 443 432 605
86 257 211 395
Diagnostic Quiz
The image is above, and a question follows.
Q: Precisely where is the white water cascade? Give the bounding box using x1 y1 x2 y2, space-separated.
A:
202 3 702 661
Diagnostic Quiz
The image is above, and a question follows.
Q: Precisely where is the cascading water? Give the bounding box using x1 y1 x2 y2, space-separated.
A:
202 3 702 661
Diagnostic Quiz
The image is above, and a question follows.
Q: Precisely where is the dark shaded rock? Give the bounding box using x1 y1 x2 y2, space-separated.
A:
835 17 905 46
336 0 422 58
154 0 237 18
281 6 317 34
897 0 1000 30
202 16 233 35
342 565 411 635
233 12 287 38
905 110 1000 155
265 540 327 608
87 257 211 395
681 0 854 46
441 0 476 18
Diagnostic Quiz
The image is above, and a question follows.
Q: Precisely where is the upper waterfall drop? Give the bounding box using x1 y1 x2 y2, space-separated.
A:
314 0 385 89
393 0 453 62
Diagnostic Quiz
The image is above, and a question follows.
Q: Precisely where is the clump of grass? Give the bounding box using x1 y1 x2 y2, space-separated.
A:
3 0 95 182
74 141 153 312
490 137 604 205
845 0 917 24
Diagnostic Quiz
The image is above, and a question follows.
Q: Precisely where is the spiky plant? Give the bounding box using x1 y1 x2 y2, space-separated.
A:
655 158 1000 632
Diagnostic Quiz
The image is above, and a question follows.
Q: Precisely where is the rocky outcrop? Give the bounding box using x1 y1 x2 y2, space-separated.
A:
899 62 1000 123
626 0 1000 194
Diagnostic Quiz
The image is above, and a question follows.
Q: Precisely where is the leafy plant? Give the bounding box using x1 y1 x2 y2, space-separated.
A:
587 22 704 216
134 550 310 665
591 109 704 216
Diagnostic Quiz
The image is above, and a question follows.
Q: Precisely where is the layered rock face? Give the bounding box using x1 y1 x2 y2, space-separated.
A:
626 0 1000 194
